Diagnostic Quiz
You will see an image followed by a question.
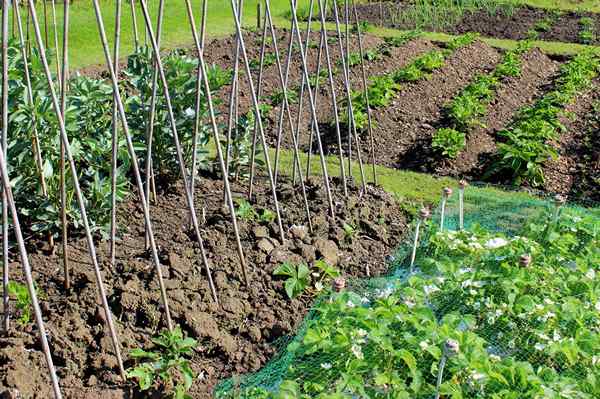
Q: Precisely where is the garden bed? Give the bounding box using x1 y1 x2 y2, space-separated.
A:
350 2 600 45
0 173 407 398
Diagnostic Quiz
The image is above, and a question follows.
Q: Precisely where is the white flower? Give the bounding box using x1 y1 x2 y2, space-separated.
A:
346 300 356 309
419 340 429 350
423 285 440 296
461 279 473 288
361 296 370 305
469 242 483 250
471 372 485 381
490 354 501 362
595 302 600 312
351 344 364 360
592 356 599 366
586 269 596 280
458 267 473 275
541 312 556 322
376 286 394 299
315 282 324 292
534 343 546 351
553 330 561 342
404 298 415 308
543 298 555 305
321 362 332 369
357 329 368 338
484 237 508 249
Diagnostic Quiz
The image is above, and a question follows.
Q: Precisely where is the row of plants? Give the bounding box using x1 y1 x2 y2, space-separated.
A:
579 17 596 44
338 32 479 132
388 0 518 31
6 40 230 237
223 205 600 398
526 10 562 40
491 50 600 186
432 40 531 159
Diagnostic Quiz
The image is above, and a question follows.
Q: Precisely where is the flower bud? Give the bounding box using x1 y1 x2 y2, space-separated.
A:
554 194 567 206
333 277 346 292
444 339 460 357
519 254 531 268
443 187 453 197
419 207 431 220
459 179 468 189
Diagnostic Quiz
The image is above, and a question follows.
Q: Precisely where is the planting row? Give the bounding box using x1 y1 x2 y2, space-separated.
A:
223 204 600 398
348 2 600 45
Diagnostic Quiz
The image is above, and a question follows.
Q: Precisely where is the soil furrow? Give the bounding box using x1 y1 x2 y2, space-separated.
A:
435 48 561 177
369 40 501 170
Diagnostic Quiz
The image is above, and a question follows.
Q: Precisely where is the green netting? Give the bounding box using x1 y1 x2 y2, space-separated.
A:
214 187 600 398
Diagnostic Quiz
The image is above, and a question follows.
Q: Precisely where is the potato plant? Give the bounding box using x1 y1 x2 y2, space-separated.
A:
492 51 600 186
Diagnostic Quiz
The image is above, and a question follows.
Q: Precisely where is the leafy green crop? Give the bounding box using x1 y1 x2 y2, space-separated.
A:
230 209 600 398
274 262 311 299
579 17 596 44
432 128 466 158
235 199 258 222
492 51 600 186
6 282 35 325
127 327 197 399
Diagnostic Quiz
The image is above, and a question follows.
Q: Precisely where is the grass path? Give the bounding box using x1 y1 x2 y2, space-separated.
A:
12 0 307 69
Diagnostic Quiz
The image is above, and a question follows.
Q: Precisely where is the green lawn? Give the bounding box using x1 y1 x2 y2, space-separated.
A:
14 0 308 69
519 0 600 12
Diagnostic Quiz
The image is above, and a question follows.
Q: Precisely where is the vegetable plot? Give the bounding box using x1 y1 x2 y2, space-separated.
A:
221 204 600 398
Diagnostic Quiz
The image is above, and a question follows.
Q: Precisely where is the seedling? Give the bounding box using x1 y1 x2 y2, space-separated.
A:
235 199 258 222
127 327 197 399
432 128 466 159
7 282 35 325
258 209 276 224
273 262 311 299
342 222 358 242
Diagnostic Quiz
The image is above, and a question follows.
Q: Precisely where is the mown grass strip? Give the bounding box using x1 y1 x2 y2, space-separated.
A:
491 51 600 186
361 26 600 56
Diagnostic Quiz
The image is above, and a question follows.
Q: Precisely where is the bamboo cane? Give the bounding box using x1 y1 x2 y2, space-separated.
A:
27 0 126 378
264 0 313 232
143 0 165 250
1 0 8 333
351 0 377 186
287 0 335 218
182 0 248 288
59 0 69 289
229 0 288 241
109 0 122 267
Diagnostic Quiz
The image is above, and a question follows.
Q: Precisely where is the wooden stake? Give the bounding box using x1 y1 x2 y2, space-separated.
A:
182 0 248 289
27 0 126 379
59 0 70 289
230 0 288 241
129 0 139 51
287 0 336 218
109 0 122 267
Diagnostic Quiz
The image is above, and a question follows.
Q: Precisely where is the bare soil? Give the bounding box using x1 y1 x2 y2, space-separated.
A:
350 2 600 45
0 173 408 398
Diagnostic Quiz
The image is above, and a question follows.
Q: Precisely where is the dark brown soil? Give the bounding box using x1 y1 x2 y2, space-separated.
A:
434 48 560 177
0 173 408 398
370 40 502 169
543 79 600 200
350 2 600 45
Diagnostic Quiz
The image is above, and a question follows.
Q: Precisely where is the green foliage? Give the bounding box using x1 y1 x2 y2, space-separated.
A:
229 211 600 398
579 17 596 44
235 199 258 222
258 209 276 224
6 282 35 326
351 21 371 34
446 32 479 51
250 53 278 71
432 128 466 158
127 327 197 399
269 87 298 105
393 0 517 31
415 50 446 72
223 111 257 180
363 49 381 62
273 262 311 299
493 51 600 186
383 31 422 48
342 222 357 242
